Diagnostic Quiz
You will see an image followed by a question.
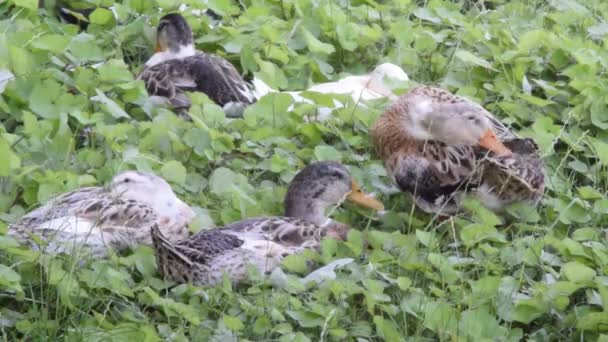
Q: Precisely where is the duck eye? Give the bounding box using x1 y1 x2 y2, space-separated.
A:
124 178 130 183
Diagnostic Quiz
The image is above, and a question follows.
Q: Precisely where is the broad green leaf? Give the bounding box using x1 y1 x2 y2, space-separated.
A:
91 89 130 119
0 264 23 295
591 139 608 166
300 27 335 55
89 8 115 25
253 59 288 90
0 137 20 176
281 254 309 274
336 23 359 51
423 301 458 335
222 315 244 331
8 46 35 76
313 145 342 161
397 277 412 291
561 261 596 283
511 297 547 324
160 161 187 186
31 35 72 54
577 312 608 331
455 50 497 71
373 316 401 341
13 0 37 10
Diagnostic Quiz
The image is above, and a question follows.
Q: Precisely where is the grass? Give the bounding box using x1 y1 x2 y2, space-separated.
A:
1 0 608 340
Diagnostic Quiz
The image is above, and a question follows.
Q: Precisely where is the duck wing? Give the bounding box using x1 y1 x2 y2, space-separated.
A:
172 229 245 264
388 141 481 214
480 138 545 195
218 217 323 248
12 187 157 231
138 53 255 110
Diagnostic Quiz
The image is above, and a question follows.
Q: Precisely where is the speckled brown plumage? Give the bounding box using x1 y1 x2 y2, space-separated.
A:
371 85 545 215
151 162 383 286
138 13 254 116
9 171 194 258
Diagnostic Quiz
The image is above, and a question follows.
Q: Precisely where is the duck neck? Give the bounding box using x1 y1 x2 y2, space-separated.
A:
284 199 331 227
144 44 196 67
371 100 417 159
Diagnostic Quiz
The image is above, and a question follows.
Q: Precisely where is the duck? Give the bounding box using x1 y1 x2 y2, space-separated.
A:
151 161 384 286
371 85 545 215
137 13 255 117
9 171 195 258
251 63 409 121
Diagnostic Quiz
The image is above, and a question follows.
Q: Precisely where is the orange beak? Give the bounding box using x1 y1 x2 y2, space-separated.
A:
346 180 385 211
478 129 512 156
155 41 162 52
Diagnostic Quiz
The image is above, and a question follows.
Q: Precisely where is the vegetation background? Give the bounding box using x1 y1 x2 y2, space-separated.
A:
1 0 607 340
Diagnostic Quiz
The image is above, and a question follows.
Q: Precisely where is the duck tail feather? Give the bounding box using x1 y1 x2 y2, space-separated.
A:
150 224 194 267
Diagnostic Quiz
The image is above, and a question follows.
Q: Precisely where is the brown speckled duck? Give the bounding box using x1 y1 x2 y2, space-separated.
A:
151 161 384 286
138 13 255 117
9 171 194 257
371 85 544 215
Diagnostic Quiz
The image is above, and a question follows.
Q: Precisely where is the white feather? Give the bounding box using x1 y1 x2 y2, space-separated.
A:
144 44 197 67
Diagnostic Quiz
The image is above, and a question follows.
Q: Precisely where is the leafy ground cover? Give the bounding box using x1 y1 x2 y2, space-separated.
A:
1 0 608 340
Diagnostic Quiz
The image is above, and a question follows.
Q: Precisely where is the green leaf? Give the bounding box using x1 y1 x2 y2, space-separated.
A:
253 59 288 90
301 27 335 55
423 301 458 335
373 316 401 341
281 254 309 274
561 261 596 283
91 88 130 119
222 315 244 331
455 50 497 71
68 34 105 62
511 297 547 324
427 253 460 284
31 35 72 54
160 161 187 186
0 137 20 176
89 8 115 25
313 145 342 161
0 264 23 295
459 308 509 340
336 23 359 51
396 277 412 291
9 45 36 76
13 0 37 10
413 8 441 23
576 312 608 331
591 139 608 166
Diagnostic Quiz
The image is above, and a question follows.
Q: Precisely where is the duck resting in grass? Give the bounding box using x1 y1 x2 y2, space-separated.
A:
251 63 410 121
9 171 195 258
138 13 255 117
151 161 384 287
371 85 545 216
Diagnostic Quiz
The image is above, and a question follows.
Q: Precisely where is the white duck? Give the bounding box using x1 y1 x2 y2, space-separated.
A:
251 63 409 121
8 171 195 258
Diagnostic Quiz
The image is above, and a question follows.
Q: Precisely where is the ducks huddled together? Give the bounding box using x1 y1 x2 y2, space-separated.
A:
6 12 545 287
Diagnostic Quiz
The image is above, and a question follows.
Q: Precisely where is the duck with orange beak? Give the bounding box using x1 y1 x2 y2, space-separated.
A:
138 13 255 117
151 161 384 286
371 85 544 215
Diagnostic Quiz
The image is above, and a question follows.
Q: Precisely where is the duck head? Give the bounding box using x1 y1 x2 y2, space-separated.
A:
283 161 384 226
367 63 409 99
109 171 195 233
146 13 196 66
156 13 194 53
404 99 512 156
